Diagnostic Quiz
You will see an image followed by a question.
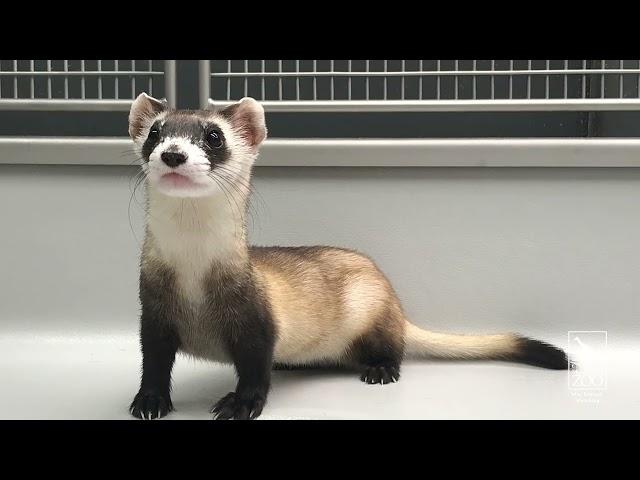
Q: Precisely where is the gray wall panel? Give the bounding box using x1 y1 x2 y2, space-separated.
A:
2 165 638 346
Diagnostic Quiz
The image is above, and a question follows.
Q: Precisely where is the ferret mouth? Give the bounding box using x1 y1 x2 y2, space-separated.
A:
152 170 214 198
159 172 198 189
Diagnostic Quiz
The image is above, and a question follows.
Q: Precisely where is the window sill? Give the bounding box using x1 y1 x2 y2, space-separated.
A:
2 137 640 167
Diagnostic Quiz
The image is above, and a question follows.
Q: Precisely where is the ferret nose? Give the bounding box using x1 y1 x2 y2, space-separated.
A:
161 152 187 168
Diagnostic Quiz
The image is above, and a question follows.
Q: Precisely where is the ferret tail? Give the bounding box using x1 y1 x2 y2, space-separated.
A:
404 321 570 370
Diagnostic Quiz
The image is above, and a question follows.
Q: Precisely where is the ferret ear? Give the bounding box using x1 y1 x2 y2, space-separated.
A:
128 93 168 139
217 97 267 150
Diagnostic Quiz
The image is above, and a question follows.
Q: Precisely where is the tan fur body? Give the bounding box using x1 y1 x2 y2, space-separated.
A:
252 246 407 366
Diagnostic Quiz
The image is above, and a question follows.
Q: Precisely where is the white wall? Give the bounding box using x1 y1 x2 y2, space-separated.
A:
2 165 639 347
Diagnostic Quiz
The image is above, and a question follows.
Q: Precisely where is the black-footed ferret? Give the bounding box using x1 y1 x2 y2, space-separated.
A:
127 93 570 420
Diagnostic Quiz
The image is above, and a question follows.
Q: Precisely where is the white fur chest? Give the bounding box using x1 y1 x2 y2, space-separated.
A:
147 188 245 303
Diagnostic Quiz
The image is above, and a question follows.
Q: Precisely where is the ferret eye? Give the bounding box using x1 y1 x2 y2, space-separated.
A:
148 125 160 141
206 131 223 149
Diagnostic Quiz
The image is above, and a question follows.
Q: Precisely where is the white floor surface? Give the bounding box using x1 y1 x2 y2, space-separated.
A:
1 333 636 420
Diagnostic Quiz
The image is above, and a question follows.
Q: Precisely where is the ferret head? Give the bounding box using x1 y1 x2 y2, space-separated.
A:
128 93 267 198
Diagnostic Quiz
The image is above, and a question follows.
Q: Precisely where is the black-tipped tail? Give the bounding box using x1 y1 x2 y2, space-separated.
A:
404 322 576 370
512 336 572 370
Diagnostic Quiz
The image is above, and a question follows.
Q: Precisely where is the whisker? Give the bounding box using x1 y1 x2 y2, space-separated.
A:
213 163 266 209
206 173 243 239
212 165 266 233
127 169 149 247
212 170 257 230
208 172 244 221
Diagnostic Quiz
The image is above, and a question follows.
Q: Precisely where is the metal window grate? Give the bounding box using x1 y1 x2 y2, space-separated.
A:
200 60 640 111
0 60 176 110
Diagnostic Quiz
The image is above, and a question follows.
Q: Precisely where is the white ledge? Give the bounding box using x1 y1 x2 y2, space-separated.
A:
2 137 640 167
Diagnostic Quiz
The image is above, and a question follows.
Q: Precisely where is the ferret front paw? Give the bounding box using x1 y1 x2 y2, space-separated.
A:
129 390 173 420
210 391 265 420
